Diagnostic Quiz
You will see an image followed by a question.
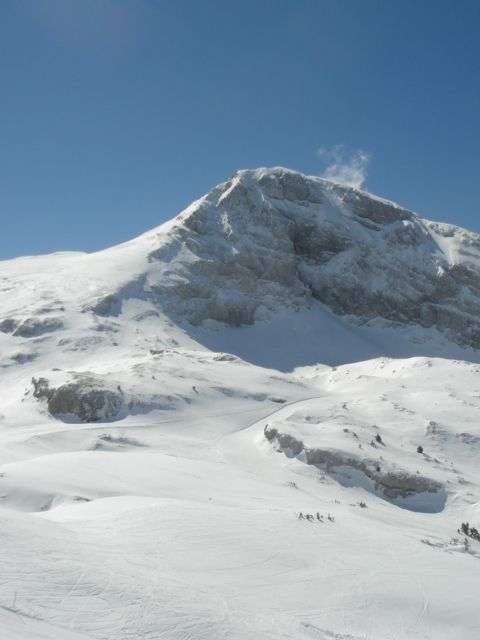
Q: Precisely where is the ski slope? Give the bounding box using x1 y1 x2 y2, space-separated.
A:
1 168 480 639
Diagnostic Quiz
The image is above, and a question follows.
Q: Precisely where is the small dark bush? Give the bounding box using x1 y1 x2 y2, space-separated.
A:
458 522 480 541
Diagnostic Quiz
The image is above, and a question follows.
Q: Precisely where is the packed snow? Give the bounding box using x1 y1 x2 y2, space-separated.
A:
1 168 480 639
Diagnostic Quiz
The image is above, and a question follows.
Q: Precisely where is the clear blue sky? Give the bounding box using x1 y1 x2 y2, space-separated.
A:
1 0 479 258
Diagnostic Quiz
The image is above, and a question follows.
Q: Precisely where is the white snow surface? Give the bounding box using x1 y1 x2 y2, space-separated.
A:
1 168 480 639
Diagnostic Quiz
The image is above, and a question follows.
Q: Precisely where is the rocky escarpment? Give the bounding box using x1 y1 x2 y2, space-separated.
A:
29 360 214 423
74 167 480 351
264 425 446 513
3 168 480 353
31 373 180 423
0 316 64 337
32 376 124 423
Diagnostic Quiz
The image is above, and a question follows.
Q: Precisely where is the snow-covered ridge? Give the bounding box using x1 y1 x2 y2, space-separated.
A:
157 167 480 343
3 166 480 353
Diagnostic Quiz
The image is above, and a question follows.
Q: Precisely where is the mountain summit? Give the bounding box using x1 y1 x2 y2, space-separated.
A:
3 166 480 352
142 167 480 346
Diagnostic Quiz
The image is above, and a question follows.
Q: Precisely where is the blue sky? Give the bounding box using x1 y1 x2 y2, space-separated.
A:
1 0 479 258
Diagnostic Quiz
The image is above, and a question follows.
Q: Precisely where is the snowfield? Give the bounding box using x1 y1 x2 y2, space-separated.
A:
1 168 480 639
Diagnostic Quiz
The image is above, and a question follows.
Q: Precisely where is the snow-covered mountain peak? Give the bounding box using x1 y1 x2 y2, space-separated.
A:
178 165 411 230
134 167 480 348
2 166 480 368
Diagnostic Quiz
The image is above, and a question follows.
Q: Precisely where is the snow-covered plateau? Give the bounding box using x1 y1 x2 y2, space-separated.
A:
1 167 480 639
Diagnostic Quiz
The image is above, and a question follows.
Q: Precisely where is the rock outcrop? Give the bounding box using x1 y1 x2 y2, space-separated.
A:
13 317 64 338
264 424 445 512
32 376 123 423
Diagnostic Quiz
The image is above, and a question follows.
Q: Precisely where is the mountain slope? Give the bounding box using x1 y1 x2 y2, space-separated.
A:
1 168 480 640
2 168 480 371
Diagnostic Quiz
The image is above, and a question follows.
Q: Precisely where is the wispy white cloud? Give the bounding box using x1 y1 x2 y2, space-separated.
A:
317 145 371 189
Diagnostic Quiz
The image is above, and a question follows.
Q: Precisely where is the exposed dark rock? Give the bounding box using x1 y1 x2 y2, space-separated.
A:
84 294 122 317
0 318 18 333
49 385 123 422
456 432 480 446
32 376 123 423
93 321 120 333
264 425 444 511
13 317 64 338
35 302 66 315
206 298 256 327
32 377 52 400
82 277 147 318
336 187 412 224
264 426 303 456
133 310 160 321
11 352 38 364
290 222 351 262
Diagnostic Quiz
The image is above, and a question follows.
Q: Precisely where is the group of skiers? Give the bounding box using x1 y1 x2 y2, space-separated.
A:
298 512 335 522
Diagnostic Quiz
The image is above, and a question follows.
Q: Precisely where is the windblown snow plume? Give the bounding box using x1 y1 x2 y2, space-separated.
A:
317 144 370 188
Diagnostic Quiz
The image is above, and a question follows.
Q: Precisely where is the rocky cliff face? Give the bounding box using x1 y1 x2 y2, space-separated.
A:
128 167 480 349
264 424 446 513
2 167 480 359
